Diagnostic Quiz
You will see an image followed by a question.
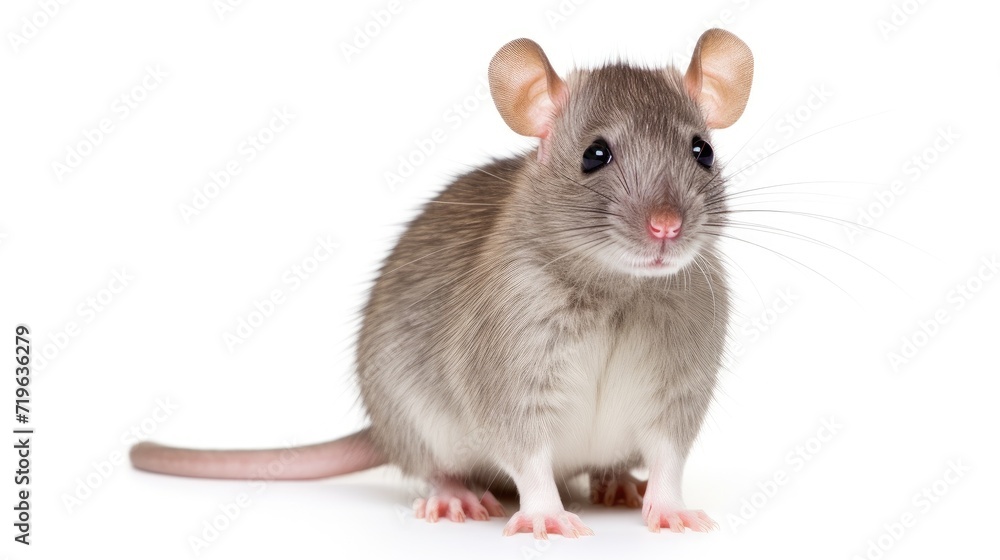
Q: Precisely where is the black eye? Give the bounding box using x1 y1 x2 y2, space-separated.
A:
582 138 613 173
692 136 714 168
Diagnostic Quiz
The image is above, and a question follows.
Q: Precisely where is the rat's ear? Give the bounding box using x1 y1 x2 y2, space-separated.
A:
684 29 754 129
489 38 568 139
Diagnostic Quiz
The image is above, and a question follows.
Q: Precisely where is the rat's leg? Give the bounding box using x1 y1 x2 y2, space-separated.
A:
413 476 506 523
502 450 593 538
589 470 646 508
641 440 716 532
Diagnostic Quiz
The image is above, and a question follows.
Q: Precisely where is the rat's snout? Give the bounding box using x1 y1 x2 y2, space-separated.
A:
648 209 682 240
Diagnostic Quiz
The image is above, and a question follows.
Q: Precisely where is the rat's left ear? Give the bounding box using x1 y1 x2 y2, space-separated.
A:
684 29 754 129
488 38 568 140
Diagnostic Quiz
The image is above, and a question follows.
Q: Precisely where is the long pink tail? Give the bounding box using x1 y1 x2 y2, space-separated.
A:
129 428 385 480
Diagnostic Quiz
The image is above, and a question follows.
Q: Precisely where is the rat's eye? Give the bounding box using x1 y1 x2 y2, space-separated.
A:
582 138 613 173
692 136 714 168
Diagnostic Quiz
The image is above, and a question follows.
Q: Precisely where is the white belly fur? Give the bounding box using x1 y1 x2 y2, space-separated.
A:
407 324 662 478
550 323 656 476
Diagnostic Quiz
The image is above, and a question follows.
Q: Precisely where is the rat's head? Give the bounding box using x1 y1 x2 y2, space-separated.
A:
489 29 753 278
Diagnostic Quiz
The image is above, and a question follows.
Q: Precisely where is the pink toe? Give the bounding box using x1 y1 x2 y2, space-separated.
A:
448 497 466 522
644 505 718 533
417 478 505 524
456 494 489 521
425 496 441 523
503 512 592 539
590 487 602 504
624 486 643 508
481 491 506 517
503 514 531 536
570 516 595 536
533 516 548 540
603 481 619 507
548 516 573 538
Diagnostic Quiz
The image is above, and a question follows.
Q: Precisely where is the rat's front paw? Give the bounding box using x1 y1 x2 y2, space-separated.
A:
642 501 717 533
502 510 594 539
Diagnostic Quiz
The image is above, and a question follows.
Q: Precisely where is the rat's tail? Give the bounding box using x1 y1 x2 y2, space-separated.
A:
129 428 385 480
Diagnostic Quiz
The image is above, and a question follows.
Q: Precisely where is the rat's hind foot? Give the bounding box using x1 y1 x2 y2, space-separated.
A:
502 510 594 539
590 471 646 508
413 478 506 523
642 501 717 533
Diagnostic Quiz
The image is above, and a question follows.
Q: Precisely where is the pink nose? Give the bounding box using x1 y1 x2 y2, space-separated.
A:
648 211 682 240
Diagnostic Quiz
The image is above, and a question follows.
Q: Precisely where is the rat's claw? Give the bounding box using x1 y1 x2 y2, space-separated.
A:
643 502 717 533
532 516 549 540
503 510 594 539
568 514 595 536
447 497 466 522
480 490 506 517
412 497 427 519
602 480 620 506
590 471 647 508
691 510 718 532
425 496 443 522
665 512 684 533
622 481 643 508
412 479 503 524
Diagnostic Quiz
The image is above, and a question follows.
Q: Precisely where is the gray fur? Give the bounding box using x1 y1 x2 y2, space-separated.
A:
356 63 731 492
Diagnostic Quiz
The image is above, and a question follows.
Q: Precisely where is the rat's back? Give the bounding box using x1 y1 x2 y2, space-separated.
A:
355 156 527 478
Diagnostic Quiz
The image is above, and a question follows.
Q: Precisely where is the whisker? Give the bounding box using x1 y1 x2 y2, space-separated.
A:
540 235 611 271
552 169 619 204
548 224 614 237
720 94 797 168
422 200 504 207
465 167 518 188
722 111 890 182
397 248 509 315
725 179 886 198
690 255 718 324
695 168 725 196
547 206 622 218
715 191 858 205
704 180 886 209
713 247 766 309
700 231 859 305
611 155 632 197
382 233 495 276
716 208 933 257
711 219 910 296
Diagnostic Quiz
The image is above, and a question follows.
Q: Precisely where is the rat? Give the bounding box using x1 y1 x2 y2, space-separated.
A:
130 28 754 538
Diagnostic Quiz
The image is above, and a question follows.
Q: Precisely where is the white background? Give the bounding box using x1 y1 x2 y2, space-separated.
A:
2 0 998 558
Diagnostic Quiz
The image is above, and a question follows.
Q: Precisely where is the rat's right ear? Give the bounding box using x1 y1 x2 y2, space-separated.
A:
488 38 568 140
684 28 754 129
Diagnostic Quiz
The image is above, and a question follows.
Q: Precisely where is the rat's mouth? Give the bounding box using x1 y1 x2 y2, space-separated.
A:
621 253 685 276
594 229 704 278
626 238 704 277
